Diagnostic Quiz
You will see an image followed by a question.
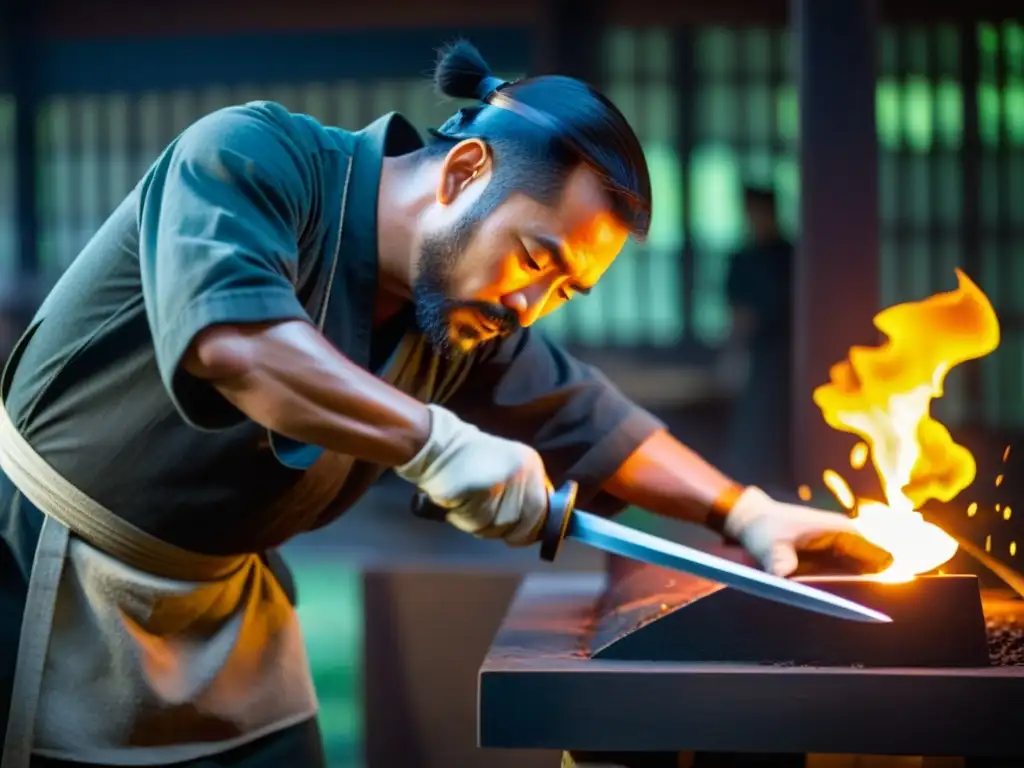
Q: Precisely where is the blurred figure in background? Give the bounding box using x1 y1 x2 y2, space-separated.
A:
719 185 796 496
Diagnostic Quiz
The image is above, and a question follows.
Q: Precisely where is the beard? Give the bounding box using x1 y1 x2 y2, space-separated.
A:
412 215 520 357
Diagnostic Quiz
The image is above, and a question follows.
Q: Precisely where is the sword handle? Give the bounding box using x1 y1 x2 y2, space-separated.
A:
409 492 450 523
410 480 580 563
539 481 578 562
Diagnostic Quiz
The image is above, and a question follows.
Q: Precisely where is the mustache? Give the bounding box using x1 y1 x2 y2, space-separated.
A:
455 300 521 335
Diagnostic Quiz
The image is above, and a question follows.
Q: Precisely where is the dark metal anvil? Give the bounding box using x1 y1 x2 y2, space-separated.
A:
478 555 1024 762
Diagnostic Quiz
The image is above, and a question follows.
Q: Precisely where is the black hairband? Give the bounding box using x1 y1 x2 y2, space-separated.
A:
475 75 509 102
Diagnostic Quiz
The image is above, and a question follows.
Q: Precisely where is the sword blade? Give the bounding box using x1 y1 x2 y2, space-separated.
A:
567 510 891 624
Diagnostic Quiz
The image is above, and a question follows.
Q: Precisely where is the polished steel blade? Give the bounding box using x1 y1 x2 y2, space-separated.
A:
568 510 891 624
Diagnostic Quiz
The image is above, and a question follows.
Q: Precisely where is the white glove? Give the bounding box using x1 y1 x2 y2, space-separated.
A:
724 487 892 577
394 404 549 546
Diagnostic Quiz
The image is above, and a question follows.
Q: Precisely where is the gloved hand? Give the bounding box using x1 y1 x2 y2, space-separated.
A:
394 404 549 546
723 487 894 577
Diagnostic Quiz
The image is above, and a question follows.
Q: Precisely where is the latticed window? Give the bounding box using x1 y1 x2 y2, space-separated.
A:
0 97 15 281
8 21 1024 426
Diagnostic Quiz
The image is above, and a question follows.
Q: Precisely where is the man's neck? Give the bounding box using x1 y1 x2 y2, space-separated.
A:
374 155 434 323
373 292 409 326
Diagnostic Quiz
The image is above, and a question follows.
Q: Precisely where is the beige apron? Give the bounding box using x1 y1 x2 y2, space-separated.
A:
0 152 355 767
0 394 317 766
0 326 473 767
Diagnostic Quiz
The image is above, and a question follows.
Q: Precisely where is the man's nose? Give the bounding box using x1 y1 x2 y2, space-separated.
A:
502 278 556 327
502 293 529 315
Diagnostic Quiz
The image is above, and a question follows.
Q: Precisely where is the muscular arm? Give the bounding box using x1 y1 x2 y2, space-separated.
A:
182 321 429 467
442 328 742 528
139 104 428 466
602 429 742 526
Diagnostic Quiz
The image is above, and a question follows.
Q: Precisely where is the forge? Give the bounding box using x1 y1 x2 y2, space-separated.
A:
479 552 1024 763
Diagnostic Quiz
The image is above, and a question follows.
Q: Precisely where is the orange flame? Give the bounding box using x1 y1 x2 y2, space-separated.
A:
849 442 869 470
813 269 1000 581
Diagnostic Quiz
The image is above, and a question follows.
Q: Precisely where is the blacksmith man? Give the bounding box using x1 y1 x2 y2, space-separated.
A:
0 41 891 768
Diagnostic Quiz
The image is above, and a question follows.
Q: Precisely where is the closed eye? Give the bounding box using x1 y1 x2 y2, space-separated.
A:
518 240 541 272
564 282 590 298
518 237 591 300
558 282 590 301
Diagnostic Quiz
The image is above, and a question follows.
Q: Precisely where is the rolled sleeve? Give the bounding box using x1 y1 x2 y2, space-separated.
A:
445 329 665 516
138 104 314 429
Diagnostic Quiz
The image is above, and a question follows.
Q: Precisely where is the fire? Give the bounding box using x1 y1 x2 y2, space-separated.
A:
849 442 869 470
813 269 1000 582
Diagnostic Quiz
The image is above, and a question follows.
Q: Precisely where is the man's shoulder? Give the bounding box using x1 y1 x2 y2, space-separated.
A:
181 101 356 164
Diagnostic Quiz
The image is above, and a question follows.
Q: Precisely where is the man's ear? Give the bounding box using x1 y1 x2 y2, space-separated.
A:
437 138 492 205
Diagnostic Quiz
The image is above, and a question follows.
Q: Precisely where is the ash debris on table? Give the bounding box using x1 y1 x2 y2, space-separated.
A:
987 616 1024 665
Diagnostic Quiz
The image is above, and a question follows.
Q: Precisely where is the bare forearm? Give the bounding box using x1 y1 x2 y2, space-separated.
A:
601 430 743 527
183 320 430 466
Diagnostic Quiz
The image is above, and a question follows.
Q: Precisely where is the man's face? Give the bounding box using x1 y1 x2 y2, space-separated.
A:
412 140 629 354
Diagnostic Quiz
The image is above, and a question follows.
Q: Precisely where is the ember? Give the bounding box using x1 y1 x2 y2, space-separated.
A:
987 617 1024 666
813 269 1001 581
982 591 1024 666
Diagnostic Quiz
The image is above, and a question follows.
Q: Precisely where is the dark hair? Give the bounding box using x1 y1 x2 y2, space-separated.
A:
424 40 652 240
743 184 777 212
